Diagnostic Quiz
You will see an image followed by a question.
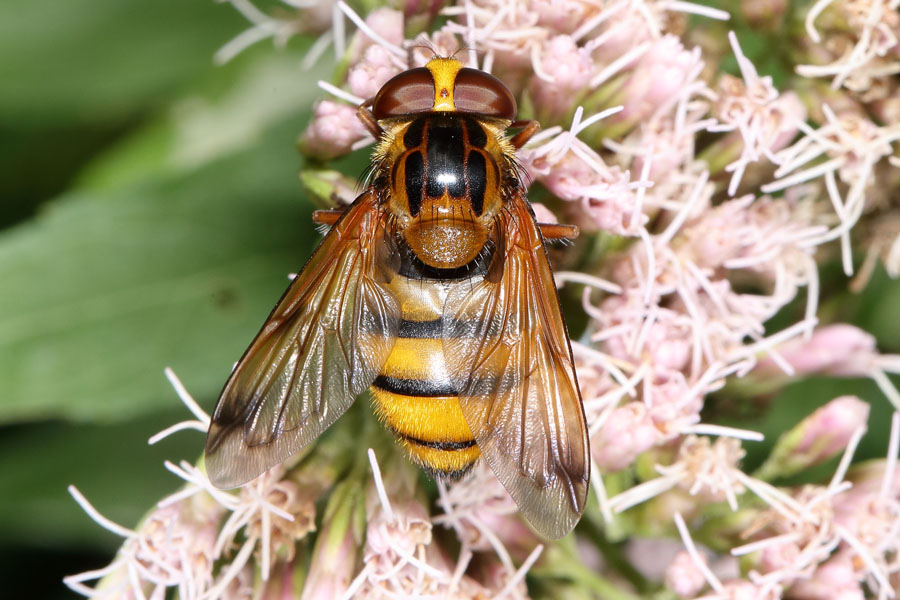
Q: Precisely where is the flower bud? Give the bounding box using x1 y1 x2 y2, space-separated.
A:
789 551 865 600
346 7 404 63
755 324 877 378
592 402 662 472
531 0 596 35
596 35 699 140
665 550 708 598
528 35 594 124
754 396 869 481
347 43 402 100
298 101 368 161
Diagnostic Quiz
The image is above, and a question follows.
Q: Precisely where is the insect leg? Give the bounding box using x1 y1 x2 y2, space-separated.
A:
538 223 579 240
356 105 384 139
509 120 541 149
312 209 347 226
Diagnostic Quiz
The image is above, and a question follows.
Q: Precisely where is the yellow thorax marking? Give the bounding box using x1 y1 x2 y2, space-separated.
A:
425 57 464 112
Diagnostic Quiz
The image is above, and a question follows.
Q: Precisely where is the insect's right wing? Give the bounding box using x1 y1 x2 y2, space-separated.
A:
205 191 400 489
442 196 590 539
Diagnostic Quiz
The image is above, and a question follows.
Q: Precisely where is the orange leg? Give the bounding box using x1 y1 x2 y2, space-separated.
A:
356 105 383 139
538 223 579 240
509 120 541 149
311 209 347 226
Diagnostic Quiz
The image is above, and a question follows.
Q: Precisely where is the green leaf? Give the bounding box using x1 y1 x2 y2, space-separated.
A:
0 0 241 127
0 110 327 423
77 50 331 192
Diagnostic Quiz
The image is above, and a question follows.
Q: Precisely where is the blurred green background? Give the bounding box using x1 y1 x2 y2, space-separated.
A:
1 1 897 598
0 0 336 595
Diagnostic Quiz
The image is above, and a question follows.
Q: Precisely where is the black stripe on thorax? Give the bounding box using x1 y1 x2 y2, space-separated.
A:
373 374 457 397
462 117 488 148
403 118 426 148
402 434 476 451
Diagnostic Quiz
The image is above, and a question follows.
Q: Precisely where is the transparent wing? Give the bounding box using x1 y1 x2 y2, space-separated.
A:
205 192 400 488
442 196 590 539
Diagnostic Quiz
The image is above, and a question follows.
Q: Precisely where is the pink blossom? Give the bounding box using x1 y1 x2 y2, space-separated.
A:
622 115 701 182
530 0 597 35
646 371 704 434
529 202 558 224
789 551 865 600
613 36 700 126
592 402 662 472
347 43 403 99
299 100 369 160
795 397 871 457
755 324 877 377
588 5 658 64
754 396 870 481
528 35 595 121
539 152 636 232
709 32 808 195
666 550 709 598
798 0 900 91
348 6 405 61
436 462 541 562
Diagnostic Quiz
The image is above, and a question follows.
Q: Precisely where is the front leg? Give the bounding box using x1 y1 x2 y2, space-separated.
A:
356 104 383 140
509 120 541 149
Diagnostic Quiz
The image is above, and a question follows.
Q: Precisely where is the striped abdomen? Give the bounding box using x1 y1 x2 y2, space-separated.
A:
369 256 483 479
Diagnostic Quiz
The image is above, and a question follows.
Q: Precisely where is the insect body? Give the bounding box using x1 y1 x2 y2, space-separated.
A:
205 57 590 539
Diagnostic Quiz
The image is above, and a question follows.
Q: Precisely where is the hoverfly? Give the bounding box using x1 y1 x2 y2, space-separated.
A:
205 57 590 539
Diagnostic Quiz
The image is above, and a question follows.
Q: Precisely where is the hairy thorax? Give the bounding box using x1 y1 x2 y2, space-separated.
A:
378 112 514 270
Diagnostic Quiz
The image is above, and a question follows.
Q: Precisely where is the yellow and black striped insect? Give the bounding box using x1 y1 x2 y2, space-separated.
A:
205 57 590 538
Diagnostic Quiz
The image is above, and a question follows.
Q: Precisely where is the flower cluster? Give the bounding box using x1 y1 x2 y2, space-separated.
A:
68 0 900 598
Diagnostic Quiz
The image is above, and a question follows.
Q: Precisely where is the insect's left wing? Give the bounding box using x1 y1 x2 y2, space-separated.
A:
442 195 590 539
205 192 400 488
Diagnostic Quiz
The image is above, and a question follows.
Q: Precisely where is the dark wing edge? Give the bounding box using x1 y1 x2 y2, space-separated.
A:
205 192 400 488
443 197 590 539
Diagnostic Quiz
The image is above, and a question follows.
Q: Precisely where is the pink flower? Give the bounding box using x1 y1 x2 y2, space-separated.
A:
589 5 657 64
538 152 636 232
436 463 541 562
754 395 870 481
299 100 369 160
530 0 598 34
789 551 865 600
348 7 405 62
614 36 700 127
666 550 709 598
347 43 403 99
646 371 704 434
528 35 595 122
756 324 877 377
710 32 808 195
592 402 662 472
794 397 871 457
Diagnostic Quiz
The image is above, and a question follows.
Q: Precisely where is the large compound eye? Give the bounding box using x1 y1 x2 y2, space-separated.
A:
453 68 517 119
371 67 435 119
